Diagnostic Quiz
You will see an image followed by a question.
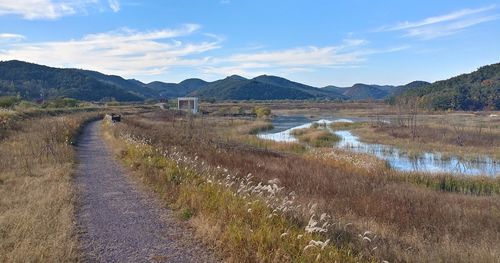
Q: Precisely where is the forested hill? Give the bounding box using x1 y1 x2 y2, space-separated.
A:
191 75 346 100
1 60 498 107
0 60 153 101
399 63 500 110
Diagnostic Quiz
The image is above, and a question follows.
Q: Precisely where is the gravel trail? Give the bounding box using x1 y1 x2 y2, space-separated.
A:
75 121 217 263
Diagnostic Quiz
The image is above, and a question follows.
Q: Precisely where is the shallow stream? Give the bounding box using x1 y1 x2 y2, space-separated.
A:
257 116 498 176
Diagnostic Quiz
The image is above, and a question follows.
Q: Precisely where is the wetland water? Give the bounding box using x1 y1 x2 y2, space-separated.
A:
257 116 498 176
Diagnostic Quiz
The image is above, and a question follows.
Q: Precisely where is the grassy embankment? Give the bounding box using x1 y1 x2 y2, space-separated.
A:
104 111 500 262
0 110 102 262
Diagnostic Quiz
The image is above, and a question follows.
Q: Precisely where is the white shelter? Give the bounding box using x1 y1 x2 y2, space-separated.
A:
177 97 199 114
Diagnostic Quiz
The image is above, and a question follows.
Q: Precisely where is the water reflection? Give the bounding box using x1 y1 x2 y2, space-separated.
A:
257 116 498 177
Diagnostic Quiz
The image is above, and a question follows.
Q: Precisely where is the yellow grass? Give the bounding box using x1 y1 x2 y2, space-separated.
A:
0 112 100 262
102 120 363 263
291 127 340 147
115 111 500 262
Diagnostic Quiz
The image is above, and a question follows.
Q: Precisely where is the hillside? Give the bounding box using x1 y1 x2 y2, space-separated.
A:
191 75 317 100
145 78 208 98
0 60 150 101
323 84 392 100
342 83 389 100
390 81 430 96
79 70 158 98
252 75 345 99
323 81 431 100
400 63 500 110
191 75 345 100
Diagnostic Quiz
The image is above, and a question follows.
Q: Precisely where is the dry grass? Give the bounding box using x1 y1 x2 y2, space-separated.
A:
225 118 307 154
0 112 101 262
352 120 499 159
109 110 500 262
234 119 274 135
291 127 340 147
103 120 360 262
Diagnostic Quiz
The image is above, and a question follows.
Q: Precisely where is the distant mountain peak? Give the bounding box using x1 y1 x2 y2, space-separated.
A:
226 75 247 81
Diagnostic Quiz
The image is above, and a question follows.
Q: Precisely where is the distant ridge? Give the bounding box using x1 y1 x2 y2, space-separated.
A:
322 81 431 100
0 60 151 101
0 60 497 108
191 75 346 100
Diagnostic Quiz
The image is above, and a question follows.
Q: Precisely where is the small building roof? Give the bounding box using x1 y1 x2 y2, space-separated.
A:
178 97 199 100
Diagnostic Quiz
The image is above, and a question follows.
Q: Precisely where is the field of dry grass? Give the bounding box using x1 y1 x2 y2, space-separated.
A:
0 111 101 262
331 113 500 159
106 110 500 262
103 117 360 262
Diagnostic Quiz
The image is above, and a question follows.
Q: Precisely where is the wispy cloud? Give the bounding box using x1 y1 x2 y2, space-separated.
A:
201 39 406 78
0 33 25 41
0 0 120 20
378 5 499 39
0 25 221 76
108 0 120 12
202 47 357 77
0 29 406 81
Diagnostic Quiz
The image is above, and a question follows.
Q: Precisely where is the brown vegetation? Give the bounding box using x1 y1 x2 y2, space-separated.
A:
352 119 499 159
0 112 101 262
291 126 340 147
108 110 500 262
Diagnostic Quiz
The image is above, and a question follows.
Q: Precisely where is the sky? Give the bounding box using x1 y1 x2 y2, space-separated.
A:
0 0 499 87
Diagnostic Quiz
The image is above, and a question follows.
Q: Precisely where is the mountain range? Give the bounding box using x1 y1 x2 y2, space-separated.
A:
0 60 498 110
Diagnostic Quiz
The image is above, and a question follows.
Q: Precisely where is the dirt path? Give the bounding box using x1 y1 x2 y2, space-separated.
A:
75 121 217 262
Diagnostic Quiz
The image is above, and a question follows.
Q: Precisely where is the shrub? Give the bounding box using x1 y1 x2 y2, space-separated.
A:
0 96 21 108
252 106 271 118
44 97 80 108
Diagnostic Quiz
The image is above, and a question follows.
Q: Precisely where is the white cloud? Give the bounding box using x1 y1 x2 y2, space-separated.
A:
108 0 119 12
379 5 499 39
0 28 406 82
0 0 119 19
200 39 404 78
0 25 221 76
0 33 25 41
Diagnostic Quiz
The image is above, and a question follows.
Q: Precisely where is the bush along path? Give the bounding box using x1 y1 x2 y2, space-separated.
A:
75 121 217 262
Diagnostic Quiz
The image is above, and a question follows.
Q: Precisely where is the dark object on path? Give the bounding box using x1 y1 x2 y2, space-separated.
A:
111 113 121 123
105 113 122 123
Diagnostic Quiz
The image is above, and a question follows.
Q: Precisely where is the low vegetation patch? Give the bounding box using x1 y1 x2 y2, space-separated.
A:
391 172 500 195
330 121 366 130
291 126 340 147
235 120 274 135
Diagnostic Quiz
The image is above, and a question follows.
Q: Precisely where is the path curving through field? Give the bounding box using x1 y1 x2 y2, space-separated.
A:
75 121 217 262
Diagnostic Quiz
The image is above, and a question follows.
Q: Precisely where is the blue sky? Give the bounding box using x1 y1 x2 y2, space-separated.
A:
0 0 499 86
